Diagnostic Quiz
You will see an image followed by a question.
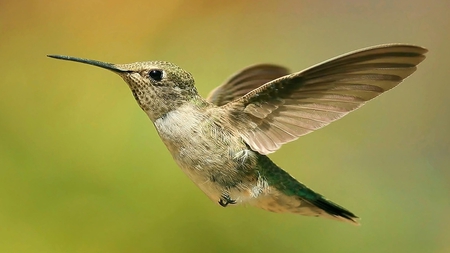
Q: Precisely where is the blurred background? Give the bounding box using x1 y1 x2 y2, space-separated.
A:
0 0 448 252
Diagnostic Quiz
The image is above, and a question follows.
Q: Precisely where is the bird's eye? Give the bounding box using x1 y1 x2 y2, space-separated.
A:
148 69 163 81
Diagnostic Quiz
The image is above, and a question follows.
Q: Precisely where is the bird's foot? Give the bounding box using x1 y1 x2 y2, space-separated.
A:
218 194 236 207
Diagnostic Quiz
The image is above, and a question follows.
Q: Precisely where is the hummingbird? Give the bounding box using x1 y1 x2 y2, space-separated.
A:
48 44 426 225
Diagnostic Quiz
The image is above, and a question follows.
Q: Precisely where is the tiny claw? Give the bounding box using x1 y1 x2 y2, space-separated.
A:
218 198 228 207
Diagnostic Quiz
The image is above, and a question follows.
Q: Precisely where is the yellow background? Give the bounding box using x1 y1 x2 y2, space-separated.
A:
1 1 448 252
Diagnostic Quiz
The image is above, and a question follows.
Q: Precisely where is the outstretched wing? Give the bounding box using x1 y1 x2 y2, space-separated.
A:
223 44 427 155
207 64 290 106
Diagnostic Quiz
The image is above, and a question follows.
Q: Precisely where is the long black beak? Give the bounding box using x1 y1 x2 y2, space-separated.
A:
47 55 128 73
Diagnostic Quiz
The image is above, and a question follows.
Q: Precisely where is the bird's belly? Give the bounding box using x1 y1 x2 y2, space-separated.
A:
161 134 262 204
166 138 247 197
153 109 261 203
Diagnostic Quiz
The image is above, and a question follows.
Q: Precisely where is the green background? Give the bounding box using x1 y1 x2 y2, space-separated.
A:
1 0 448 252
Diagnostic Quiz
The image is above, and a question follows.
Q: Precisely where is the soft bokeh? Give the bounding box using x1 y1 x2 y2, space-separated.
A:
1 0 448 252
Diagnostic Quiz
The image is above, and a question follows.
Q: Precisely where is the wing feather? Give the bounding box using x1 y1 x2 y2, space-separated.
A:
223 44 427 154
207 64 290 106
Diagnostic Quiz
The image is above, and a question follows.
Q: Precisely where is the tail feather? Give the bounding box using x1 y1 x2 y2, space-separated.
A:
308 196 359 225
257 155 359 225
